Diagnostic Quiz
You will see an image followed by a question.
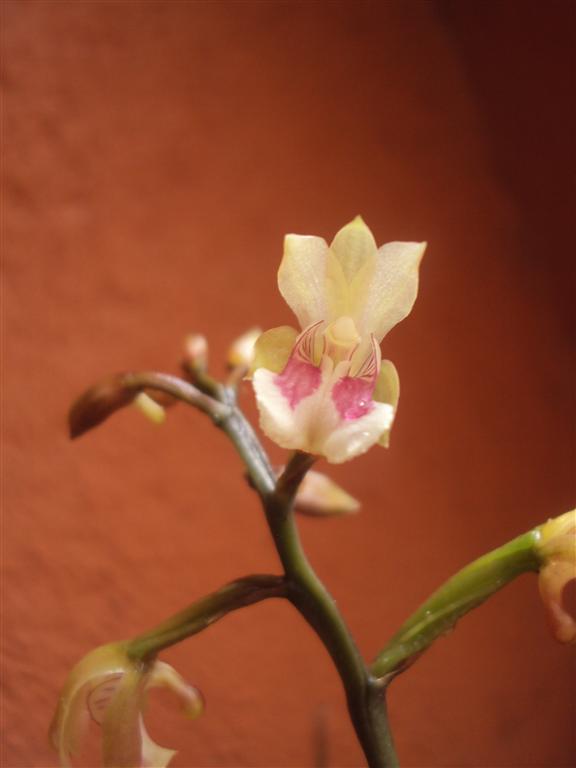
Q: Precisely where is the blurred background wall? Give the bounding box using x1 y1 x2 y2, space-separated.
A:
2 1 574 766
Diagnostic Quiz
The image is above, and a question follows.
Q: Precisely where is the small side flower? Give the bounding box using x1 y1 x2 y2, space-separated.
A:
50 642 203 768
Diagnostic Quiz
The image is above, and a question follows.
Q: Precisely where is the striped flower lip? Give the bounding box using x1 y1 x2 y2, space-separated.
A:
251 217 426 463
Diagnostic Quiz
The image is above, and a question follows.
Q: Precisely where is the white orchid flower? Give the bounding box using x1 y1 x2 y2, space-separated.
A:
252 217 426 463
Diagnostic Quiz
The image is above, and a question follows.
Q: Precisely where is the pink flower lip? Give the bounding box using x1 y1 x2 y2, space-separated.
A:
332 376 374 420
275 358 322 409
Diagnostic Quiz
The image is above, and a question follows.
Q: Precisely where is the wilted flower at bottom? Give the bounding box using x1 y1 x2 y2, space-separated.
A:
50 642 203 768
537 510 576 644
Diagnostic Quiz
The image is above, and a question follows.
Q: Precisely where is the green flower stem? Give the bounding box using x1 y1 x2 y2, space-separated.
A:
216 399 276 497
69 371 276 497
372 529 542 680
69 371 231 440
70 372 396 765
126 575 287 661
266 453 398 768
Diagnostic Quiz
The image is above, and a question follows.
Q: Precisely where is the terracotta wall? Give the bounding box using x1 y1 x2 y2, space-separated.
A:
2 2 574 766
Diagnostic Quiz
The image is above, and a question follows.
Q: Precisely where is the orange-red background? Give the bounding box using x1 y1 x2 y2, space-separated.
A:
2 2 575 766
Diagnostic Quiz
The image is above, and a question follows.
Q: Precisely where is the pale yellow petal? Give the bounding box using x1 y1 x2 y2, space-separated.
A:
278 235 348 327
350 241 426 341
278 235 329 327
329 216 378 282
373 360 400 448
249 326 298 376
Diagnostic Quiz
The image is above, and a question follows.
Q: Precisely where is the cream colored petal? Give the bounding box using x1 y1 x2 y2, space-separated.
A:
253 367 306 451
278 235 348 327
50 643 130 766
350 241 426 341
253 366 341 454
373 359 400 448
51 685 91 768
278 235 328 327
102 669 144 768
329 216 378 282
140 723 177 768
146 661 203 720
321 401 394 464
249 326 298 376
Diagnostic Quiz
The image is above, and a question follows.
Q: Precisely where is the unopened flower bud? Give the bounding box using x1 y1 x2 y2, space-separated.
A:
227 328 262 369
134 392 166 425
183 334 208 372
536 510 576 643
294 470 360 516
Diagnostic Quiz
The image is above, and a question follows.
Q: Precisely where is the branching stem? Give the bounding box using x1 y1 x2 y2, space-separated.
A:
126 575 287 661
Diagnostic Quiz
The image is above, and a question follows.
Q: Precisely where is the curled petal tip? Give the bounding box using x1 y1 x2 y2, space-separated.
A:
183 686 205 720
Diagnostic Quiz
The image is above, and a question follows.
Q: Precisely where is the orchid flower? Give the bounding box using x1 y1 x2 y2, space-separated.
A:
50 643 203 768
252 217 426 463
536 510 576 643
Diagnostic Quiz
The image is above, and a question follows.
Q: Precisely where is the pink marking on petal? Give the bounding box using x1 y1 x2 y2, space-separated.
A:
354 335 379 380
87 674 123 724
293 320 323 365
276 358 321 409
332 334 380 420
332 376 374 420
274 321 323 409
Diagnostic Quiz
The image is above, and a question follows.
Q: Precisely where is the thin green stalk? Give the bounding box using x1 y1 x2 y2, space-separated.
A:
372 529 542 679
127 575 287 661
265 453 398 768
